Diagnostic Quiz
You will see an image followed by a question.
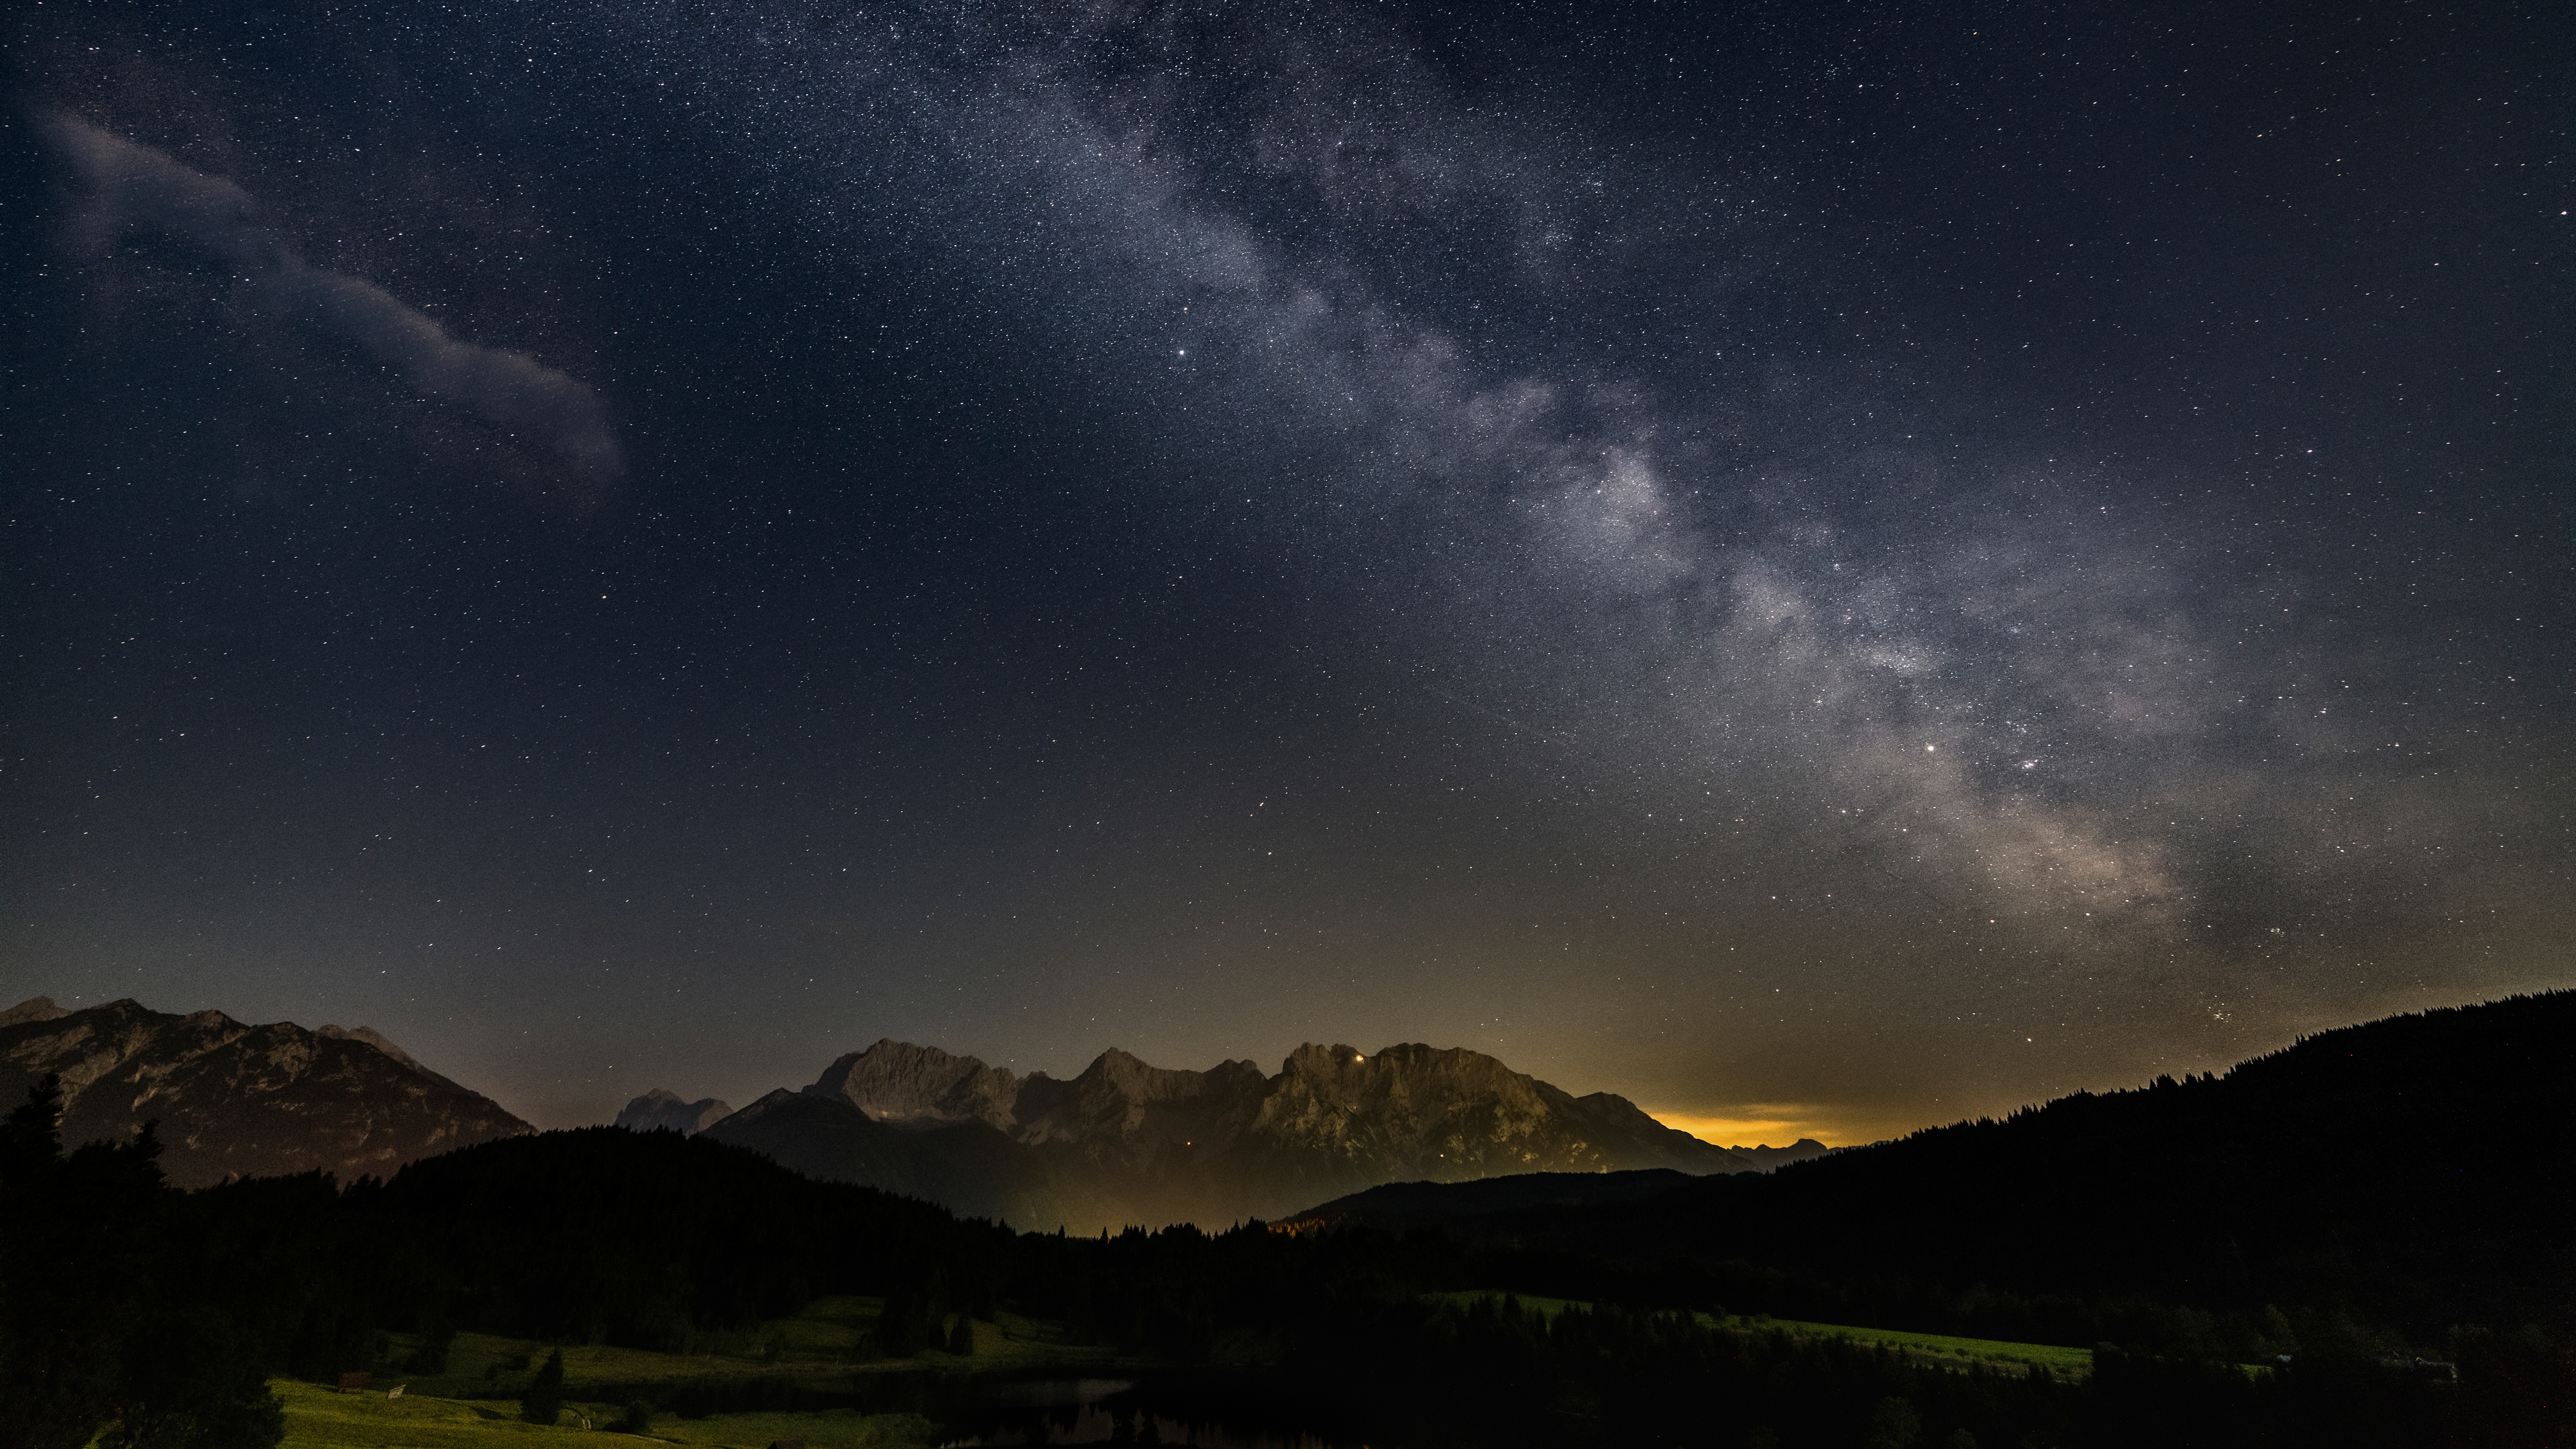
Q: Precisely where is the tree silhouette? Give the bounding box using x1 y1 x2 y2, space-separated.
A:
520 1348 565 1425
1865 1397 1922 1449
0 1076 282 1449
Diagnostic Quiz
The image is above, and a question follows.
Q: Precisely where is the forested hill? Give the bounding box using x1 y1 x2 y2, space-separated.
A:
0 1109 1020 1449
350 1128 1011 1346
1290 990 2576 1338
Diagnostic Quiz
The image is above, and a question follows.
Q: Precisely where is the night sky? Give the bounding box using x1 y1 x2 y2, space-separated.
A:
4 0 2567 1142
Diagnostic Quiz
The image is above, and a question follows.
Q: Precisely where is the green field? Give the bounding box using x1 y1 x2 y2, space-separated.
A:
1436 1291 2096 1379
371 1297 1121 1401
280 1289 2101 1449
278 1295 1134 1449
1712 1314 2098 1378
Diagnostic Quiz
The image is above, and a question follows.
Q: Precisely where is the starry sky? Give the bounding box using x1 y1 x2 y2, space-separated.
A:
4 0 2567 1142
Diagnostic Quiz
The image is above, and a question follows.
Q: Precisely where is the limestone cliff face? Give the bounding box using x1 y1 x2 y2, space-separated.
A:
1014 1049 1271 1157
678 1034 1753 1231
1226 1042 1747 1214
0 997 531 1189
1256 1042 1582 1171
806 1039 1024 1130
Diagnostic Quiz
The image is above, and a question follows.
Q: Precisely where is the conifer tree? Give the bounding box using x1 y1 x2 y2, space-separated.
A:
521 1348 565 1425
876 1290 924 1357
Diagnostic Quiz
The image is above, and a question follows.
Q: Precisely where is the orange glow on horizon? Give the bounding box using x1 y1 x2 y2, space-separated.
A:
1650 1109 1845 1150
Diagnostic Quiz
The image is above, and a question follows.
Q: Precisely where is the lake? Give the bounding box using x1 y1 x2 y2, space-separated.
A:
939 1378 1358 1448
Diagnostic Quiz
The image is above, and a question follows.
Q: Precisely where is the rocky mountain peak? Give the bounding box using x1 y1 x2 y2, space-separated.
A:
1285 1042 1368 1073
1260 1041 1560 1160
11 998 203 1096
614 1087 735 1135
1273 1041 1553 1115
1 996 68 1028
1073 1046 1235 1103
1011 1049 1272 1154
808 1038 1020 1130
0 998 529 1188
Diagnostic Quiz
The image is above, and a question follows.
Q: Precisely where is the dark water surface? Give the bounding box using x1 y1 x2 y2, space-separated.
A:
936 1377 1359 1448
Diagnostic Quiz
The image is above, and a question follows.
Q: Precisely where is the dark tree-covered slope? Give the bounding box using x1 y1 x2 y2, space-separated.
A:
357 1126 1009 1344
1290 991 2576 1336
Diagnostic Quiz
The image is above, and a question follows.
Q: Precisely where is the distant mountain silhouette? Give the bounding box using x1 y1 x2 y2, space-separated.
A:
614 1087 735 1134
1282 990 2576 1336
1733 1138 1834 1171
0 996 530 1188
679 1037 1762 1230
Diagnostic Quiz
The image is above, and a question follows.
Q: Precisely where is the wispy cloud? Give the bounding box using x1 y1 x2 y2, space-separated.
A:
33 109 623 495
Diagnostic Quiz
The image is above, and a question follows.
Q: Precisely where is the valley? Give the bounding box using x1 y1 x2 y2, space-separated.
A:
5 990 2569 1447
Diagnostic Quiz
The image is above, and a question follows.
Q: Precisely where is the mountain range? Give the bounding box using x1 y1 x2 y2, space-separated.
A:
628 1038 1823 1231
0 996 531 1188
0 991 1817 1223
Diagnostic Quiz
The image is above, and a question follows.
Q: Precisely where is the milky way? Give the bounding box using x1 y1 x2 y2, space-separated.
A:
4 0 2565 1138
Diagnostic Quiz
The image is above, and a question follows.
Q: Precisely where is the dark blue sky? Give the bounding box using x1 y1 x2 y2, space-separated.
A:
4 0 2567 1140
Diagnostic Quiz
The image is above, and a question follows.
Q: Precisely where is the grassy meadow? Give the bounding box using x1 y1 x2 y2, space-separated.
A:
274 1285 2221 1449
279 1296 1133 1449
1436 1290 2099 1379
1712 1314 2099 1378
373 1297 1120 1394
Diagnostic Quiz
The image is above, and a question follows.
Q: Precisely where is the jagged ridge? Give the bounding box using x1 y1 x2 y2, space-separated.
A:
0 996 531 1188
663 1035 1761 1232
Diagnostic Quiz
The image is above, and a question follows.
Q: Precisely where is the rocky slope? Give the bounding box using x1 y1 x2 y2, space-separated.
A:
682 1036 1761 1231
808 1039 1025 1128
705 1088 1110 1227
0 996 531 1188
